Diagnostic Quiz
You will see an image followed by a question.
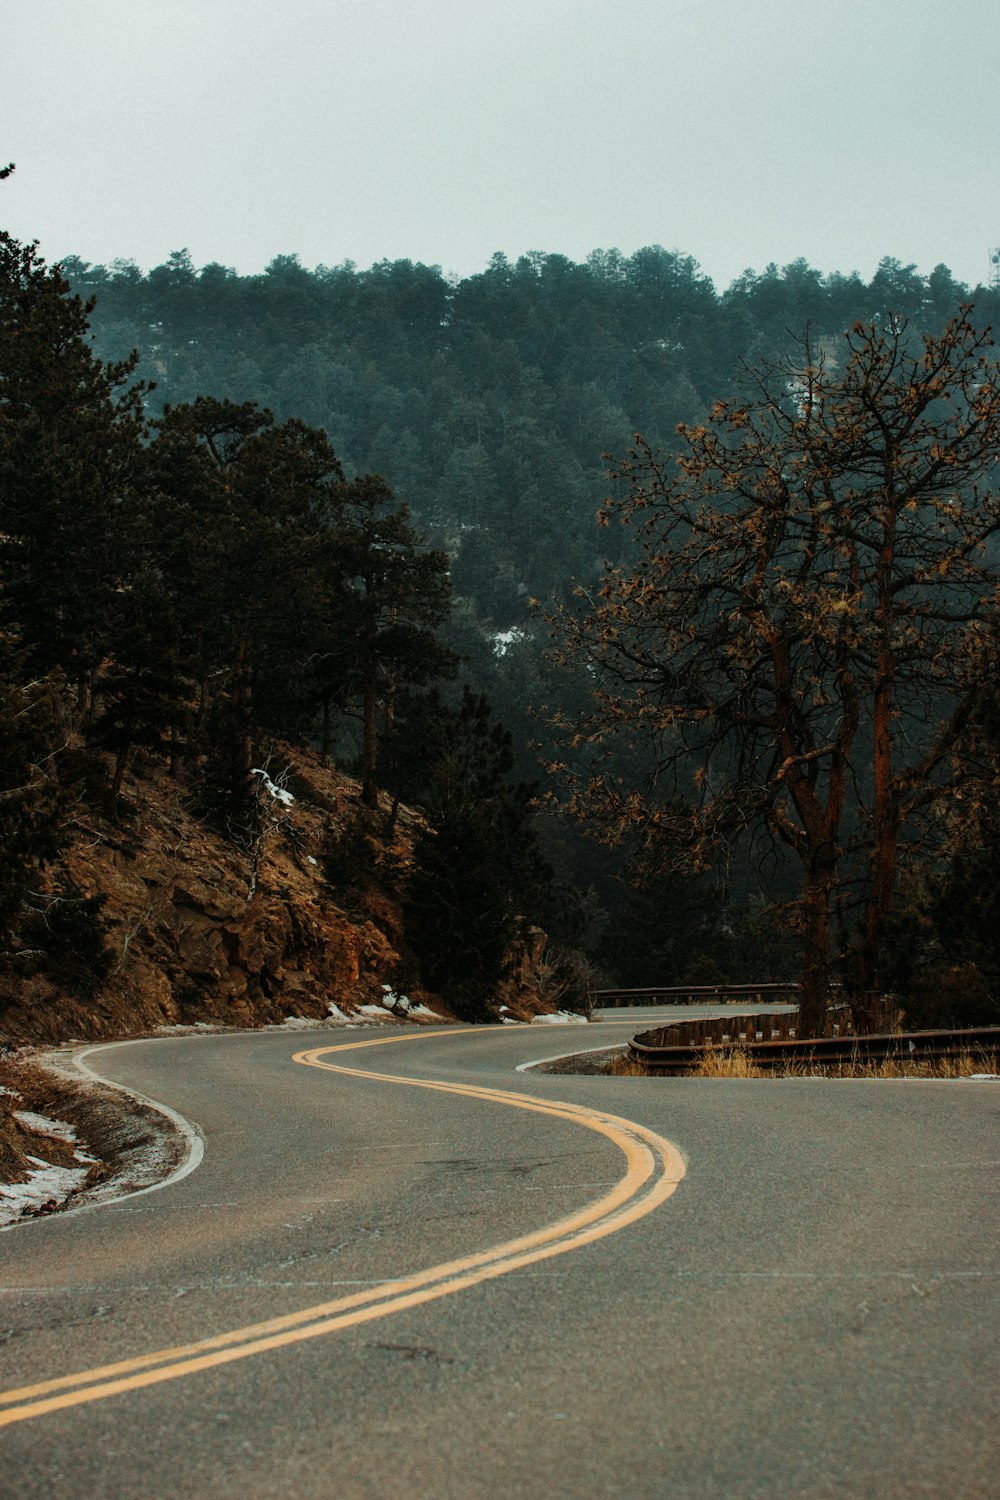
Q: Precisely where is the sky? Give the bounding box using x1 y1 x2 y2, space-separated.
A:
4 0 999 293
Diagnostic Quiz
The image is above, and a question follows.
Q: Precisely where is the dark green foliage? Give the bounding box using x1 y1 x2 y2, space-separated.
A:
0 639 109 1000
876 882 1000 1030
8 183 1000 1023
390 689 549 1020
62 240 1000 998
68 245 1000 625
0 229 147 688
335 474 454 807
188 697 262 836
601 856 730 988
144 408 454 816
0 642 68 955
146 397 344 811
87 569 193 801
931 837 1000 1007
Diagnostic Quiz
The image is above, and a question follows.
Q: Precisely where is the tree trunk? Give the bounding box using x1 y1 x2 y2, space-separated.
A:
383 791 400 841
855 819 899 1032
360 594 378 809
361 665 378 809
320 696 331 762
854 595 897 1033
231 635 254 797
110 743 130 804
798 861 836 1037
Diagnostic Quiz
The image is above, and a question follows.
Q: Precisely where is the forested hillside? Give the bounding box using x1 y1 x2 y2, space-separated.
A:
5 200 1000 1034
67 247 999 627
60 245 1000 1010
0 205 565 1035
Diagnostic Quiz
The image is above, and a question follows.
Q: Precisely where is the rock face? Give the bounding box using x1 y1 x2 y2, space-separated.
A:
1 747 425 1045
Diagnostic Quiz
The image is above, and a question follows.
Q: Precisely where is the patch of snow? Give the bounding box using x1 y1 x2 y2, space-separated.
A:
0 1161 91 1226
492 627 525 657
1 1111 97 1227
531 1010 589 1025
327 1002 351 1021
250 768 295 807
156 1021 221 1034
380 988 411 1012
406 1003 438 1019
358 1003 393 1019
14 1110 84 1147
967 1073 1000 1080
306 855 318 866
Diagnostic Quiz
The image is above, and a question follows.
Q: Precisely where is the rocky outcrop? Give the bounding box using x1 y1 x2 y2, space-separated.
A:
0 747 432 1045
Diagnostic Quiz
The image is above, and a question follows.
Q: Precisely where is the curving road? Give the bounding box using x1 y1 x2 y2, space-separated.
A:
0 1010 997 1498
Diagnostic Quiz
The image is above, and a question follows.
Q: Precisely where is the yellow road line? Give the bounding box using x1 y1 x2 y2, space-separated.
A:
0 1028 685 1428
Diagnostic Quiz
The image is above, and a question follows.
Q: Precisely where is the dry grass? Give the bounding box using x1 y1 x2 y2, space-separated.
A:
691 1046 766 1078
605 1052 653 1077
611 1043 1000 1080
693 1043 1000 1079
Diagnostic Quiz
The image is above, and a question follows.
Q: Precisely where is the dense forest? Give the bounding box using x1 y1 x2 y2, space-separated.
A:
4 183 1000 1031
65 246 1000 616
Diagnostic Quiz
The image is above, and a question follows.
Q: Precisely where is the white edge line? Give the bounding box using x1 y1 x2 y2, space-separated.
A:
72 1040 206 1201
516 1042 627 1074
2 1039 206 1231
514 1013 660 1074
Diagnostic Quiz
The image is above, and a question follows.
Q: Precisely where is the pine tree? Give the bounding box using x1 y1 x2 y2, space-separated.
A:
0 224 147 695
0 640 68 964
389 689 548 1019
549 313 1000 1034
336 475 454 808
146 398 344 820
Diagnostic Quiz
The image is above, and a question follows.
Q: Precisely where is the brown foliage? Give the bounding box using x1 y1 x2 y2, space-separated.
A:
549 312 1000 1035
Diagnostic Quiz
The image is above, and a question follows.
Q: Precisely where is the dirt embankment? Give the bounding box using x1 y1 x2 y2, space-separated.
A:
0 744 574 1220
0 1051 192 1223
1 746 434 1048
0 744 446 1218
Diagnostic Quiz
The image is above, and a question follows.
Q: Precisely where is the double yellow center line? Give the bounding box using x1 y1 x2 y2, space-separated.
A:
0 1028 685 1428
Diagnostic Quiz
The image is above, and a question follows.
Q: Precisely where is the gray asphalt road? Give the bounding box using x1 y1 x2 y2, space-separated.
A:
0 1009 996 1499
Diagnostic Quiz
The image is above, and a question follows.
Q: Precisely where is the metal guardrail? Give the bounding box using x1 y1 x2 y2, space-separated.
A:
592 982 800 1008
627 1022 1000 1074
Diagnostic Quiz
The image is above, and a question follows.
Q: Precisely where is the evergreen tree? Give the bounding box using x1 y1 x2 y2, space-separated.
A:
146 398 345 819
0 640 68 965
0 224 147 695
389 689 548 1019
336 475 454 807
549 313 1000 1034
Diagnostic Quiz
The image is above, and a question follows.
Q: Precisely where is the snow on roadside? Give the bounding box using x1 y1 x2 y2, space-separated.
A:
157 1021 223 1034
531 1010 589 1024
1 1112 95 1228
0 1159 91 1225
14 1110 93 1150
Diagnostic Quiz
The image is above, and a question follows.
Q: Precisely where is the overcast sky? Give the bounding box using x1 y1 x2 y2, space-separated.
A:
4 0 998 291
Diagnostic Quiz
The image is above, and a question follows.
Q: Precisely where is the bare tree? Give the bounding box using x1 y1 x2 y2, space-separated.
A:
548 312 1000 1034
